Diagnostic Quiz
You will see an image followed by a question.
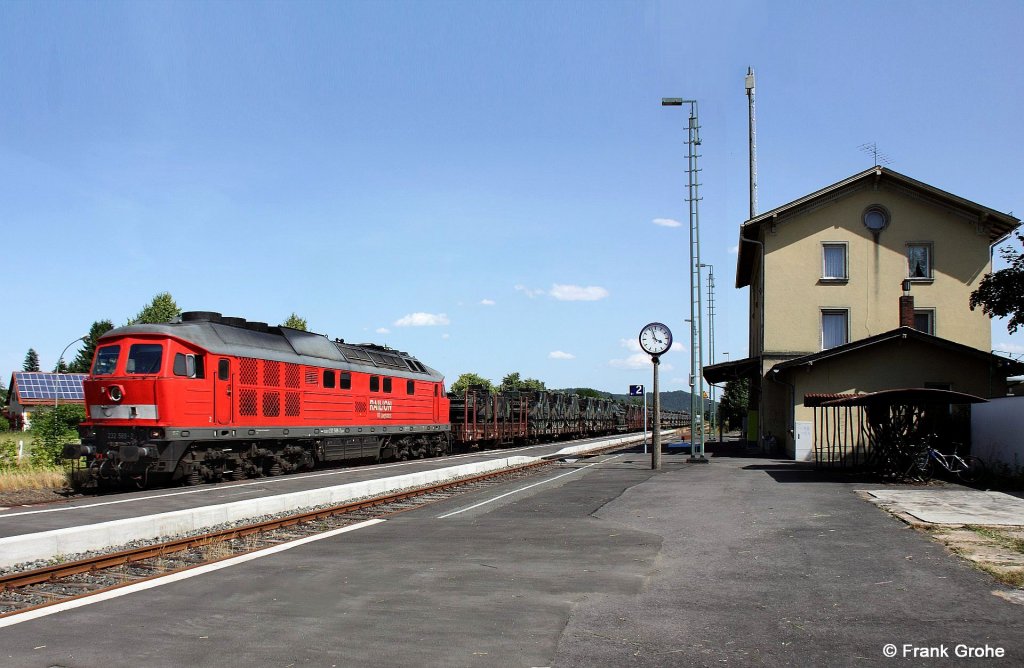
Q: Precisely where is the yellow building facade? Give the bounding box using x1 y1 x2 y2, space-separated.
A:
712 167 1021 459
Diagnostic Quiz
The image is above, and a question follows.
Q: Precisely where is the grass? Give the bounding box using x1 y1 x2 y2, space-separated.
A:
966 524 1024 555
0 432 70 492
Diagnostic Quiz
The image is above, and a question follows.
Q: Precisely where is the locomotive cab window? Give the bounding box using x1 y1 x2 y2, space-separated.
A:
370 376 380 392
126 344 163 374
92 345 120 375
323 370 336 389
339 372 351 390
173 353 205 379
218 359 230 381
407 380 415 395
383 377 392 393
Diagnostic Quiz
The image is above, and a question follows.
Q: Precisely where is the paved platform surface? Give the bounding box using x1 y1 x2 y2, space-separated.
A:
1 450 1021 667
864 489 1024 525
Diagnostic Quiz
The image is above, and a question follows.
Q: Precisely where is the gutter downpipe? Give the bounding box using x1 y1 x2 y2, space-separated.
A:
740 234 765 451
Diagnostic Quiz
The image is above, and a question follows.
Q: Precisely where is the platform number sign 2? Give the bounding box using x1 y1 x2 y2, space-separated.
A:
629 384 644 396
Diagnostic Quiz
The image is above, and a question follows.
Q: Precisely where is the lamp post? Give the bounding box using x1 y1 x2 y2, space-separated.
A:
662 96 707 463
53 336 88 448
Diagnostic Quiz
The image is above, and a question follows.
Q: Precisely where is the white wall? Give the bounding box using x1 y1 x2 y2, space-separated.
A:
972 397 1024 472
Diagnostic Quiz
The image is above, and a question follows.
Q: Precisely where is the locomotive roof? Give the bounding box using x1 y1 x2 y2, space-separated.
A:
99 315 444 381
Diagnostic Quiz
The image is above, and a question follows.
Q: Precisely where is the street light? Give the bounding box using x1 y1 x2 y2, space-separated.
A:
662 95 707 463
54 335 88 449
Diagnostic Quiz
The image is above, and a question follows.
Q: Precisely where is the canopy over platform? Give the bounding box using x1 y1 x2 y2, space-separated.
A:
820 388 988 407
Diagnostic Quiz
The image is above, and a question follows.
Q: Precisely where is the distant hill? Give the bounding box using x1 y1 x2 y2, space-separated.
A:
558 388 715 414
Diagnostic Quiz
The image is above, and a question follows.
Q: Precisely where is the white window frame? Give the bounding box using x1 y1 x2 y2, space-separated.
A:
821 242 848 282
821 309 849 351
906 242 933 281
913 308 935 335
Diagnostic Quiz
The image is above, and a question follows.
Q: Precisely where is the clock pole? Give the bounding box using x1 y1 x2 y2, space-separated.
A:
651 355 661 470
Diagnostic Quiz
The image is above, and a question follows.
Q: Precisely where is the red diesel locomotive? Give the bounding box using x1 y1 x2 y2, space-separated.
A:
64 312 451 487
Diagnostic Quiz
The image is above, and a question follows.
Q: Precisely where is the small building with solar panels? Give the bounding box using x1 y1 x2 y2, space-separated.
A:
3 372 88 430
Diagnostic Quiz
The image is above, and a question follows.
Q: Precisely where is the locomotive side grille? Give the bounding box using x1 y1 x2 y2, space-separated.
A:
240 358 259 386
304 369 319 385
264 360 281 387
285 363 301 388
285 391 300 417
240 389 258 416
263 391 280 417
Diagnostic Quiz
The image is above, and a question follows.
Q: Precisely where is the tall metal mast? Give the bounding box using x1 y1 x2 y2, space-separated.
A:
661 97 707 463
745 67 757 219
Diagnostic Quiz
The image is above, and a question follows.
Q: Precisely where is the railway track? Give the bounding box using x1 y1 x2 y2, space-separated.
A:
0 446 626 620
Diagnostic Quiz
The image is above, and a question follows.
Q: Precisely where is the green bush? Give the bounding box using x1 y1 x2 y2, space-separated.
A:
28 405 85 466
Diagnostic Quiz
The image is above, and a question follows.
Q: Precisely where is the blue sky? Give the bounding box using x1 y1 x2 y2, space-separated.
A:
2 0 1022 393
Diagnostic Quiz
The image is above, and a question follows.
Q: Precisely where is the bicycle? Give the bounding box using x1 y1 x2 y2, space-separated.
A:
906 440 986 484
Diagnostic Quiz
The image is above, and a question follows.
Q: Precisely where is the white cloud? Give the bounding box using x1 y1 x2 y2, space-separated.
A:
620 338 642 353
480 299 496 306
550 284 609 301
728 245 739 255
609 353 673 371
653 217 682 228
515 284 546 299
376 327 390 334
394 312 450 327
995 342 1024 354
549 350 575 360
442 333 450 340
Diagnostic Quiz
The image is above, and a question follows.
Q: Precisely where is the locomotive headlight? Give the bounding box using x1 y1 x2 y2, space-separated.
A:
108 385 124 403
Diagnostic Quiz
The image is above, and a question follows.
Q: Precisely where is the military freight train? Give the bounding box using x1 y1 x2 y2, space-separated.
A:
63 312 684 488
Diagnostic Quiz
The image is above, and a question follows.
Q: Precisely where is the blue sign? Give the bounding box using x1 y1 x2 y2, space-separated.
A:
629 384 644 396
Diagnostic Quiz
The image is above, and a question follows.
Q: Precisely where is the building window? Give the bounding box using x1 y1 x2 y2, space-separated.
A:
913 309 935 335
907 243 932 280
821 243 848 281
821 309 849 350
863 205 890 233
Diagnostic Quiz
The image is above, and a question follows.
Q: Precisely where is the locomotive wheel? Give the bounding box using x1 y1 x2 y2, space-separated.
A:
186 469 201 486
266 462 282 476
230 468 247 481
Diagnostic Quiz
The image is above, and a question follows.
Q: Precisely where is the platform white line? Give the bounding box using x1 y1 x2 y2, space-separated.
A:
436 454 624 519
0 518 386 629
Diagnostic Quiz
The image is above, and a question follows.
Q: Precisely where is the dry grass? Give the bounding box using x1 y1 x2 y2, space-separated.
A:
0 467 68 492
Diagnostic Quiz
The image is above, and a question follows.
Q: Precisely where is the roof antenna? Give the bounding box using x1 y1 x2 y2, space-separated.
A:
859 142 892 168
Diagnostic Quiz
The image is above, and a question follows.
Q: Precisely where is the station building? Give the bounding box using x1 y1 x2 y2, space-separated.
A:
705 166 1023 460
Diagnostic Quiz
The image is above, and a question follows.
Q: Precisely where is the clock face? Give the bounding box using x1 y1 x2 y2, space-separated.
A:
639 322 672 356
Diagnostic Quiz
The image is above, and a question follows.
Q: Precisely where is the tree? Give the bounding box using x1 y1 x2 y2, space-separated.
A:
450 373 494 394
53 359 69 373
282 313 308 331
23 348 40 372
68 320 115 373
128 292 181 325
719 378 749 431
499 372 546 393
573 388 606 399
970 230 1024 334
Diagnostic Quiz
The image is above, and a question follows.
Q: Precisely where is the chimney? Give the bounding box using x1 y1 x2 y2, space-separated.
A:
899 279 915 328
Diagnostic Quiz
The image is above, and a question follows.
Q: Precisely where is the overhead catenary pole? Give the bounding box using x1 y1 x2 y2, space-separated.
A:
662 96 708 463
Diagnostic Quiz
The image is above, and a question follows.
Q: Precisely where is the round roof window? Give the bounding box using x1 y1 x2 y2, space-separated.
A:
863 206 889 232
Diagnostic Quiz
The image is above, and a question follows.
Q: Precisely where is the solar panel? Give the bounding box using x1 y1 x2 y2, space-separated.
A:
13 372 87 401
